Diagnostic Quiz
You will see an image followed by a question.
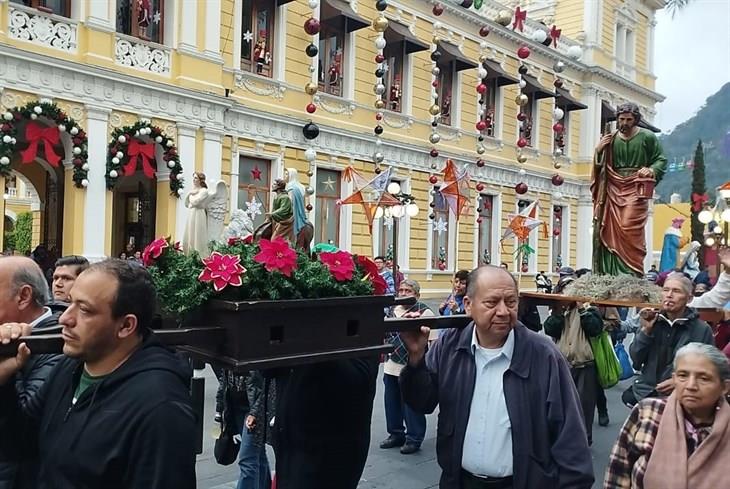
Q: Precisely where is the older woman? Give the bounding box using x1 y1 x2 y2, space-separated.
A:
604 342 730 489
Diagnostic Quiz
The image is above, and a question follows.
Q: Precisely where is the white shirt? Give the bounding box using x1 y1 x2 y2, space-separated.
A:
30 307 52 328
461 328 514 477
689 271 730 309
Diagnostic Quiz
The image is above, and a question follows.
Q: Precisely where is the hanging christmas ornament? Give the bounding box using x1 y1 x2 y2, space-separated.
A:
375 0 387 11
302 122 320 140
530 29 547 44
305 44 318 57
553 107 565 121
517 137 528 148
517 154 528 164
517 46 531 59
515 182 528 194
476 159 485 167
476 182 485 191
550 25 562 47
460 0 473 8
304 18 320 35
433 3 444 15
553 79 564 89
429 175 439 184
512 7 526 32
551 174 564 186
479 25 490 37
306 103 317 114
495 10 512 26
567 45 583 60
552 122 565 133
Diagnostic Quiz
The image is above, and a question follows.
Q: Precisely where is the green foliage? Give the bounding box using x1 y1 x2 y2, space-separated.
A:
12 212 32 255
3 231 15 251
147 249 212 316
690 140 706 247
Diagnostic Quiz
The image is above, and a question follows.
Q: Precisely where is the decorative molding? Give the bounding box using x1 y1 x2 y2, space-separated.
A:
314 94 356 116
480 135 504 150
438 125 462 141
8 4 78 53
382 111 414 129
115 35 171 76
233 71 287 100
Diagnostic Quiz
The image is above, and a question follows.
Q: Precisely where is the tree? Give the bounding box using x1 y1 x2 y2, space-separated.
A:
12 212 33 255
666 0 692 17
690 141 706 266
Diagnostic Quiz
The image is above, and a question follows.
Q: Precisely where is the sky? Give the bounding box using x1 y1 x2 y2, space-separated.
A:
653 0 730 133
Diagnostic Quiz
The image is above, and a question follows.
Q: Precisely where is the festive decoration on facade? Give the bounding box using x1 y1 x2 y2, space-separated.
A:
436 245 447 270
372 0 389 172
439 160 471 221
302 0 321 181
0 99 89 187
105 119 183 196
340 165 399 232
502 201 545 272
512 6 527 32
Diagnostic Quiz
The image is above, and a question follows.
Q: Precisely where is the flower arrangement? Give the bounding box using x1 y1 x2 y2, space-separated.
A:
144 236 387 317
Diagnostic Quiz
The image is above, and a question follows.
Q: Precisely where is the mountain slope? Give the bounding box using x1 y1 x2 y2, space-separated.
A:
655 82 730 202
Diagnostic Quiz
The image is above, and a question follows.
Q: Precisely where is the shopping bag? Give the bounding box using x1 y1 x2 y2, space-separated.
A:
589 331 621 389
615 342 634 381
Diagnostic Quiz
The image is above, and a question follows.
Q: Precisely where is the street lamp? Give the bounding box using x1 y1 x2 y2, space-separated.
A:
376 182 419 279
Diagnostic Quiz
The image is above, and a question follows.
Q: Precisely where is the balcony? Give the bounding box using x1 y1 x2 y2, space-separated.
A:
7 3 78 53
4 187 33 200
115 34 171 76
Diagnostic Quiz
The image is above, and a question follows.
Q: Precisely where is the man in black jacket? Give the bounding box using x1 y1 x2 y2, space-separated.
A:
0 259 196 489
0 256 62 489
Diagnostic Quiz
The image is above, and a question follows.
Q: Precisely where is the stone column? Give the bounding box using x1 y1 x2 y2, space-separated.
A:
202 129 223 182
203 0 222 59
82 106 110 261
175 123 198 240
87 0 114 31
575 195 594 269
178 0 199 53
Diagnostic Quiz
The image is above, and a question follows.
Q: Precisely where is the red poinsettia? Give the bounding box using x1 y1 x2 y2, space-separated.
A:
319 251 355 282
142 237 169 266
198 252 246 292
253 237 298 277
227 235 254 246
356 255 387 295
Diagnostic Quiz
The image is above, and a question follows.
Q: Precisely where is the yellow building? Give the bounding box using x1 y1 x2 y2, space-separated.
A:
0 0 665 295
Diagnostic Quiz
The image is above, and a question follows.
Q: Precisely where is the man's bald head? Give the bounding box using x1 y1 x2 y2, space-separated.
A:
466 265 518 299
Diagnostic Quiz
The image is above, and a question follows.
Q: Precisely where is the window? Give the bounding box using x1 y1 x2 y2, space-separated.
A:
520 94 535 147
552 205 565 272
378 210 397 260
383 41 405 113
315 169 341 245
11 0 70 16
318 25 345 97
477 195 494 265
431 191 449 270
479 78 498 137
517 199 536 272
554 111 569 156
240 0 276 77
237 157 271 230
117 0 164 43
437 60 455 126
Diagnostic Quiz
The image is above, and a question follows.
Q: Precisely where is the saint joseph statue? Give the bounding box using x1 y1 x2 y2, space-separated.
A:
592 103 667 276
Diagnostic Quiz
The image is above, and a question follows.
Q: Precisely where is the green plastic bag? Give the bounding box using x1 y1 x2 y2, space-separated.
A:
589 331 621 389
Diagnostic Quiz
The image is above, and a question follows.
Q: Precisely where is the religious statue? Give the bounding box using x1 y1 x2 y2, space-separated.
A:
389 79 401 111
223 209 254 242
253 179 295 243
253 37 270 74
680 241 702 280
137 0 152 39
285 168 314 252
182 172 228 257
591 102 667 276
659 217 689 272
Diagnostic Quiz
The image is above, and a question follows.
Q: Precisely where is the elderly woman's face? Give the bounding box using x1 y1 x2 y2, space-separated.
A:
673 353 729 413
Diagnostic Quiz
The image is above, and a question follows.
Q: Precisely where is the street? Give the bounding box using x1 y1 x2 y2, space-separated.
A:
196 365 632 489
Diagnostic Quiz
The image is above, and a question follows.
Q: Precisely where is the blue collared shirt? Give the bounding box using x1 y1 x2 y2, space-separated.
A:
461 328 514 477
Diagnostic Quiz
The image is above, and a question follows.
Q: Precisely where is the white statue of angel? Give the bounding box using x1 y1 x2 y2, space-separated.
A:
182 172 228 257
223 209 254 241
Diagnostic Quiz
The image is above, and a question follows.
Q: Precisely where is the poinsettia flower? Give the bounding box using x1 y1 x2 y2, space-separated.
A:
320 251 355 282
227 237 240 246
356 255 387 295
242 234 253 244
142 237 169 266
253 237 298 277
198 252 246 292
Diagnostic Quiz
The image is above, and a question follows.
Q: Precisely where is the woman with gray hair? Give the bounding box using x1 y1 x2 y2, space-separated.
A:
605 343 730 489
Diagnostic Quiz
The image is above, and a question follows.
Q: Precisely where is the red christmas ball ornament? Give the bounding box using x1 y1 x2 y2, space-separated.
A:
517 46 531 59
517 112 527 121
553 229 561 237
521 264 529 273
476 159 485 167
306 204 313 211
476 182 485 191
304 18 321 35
375 54 385 63
306 103 317 114
432 80 439 88
476 83 487 94
438 262 446 271
515 182 528 194
432 3 444 15
375 112 383 121
73 158 82 166
551 174 564 186
479 26 490 37
517 137 528 148
430 148 439 158
476 217 483 224
335 199 343 206
429 175 439 184
552 122 565 133
554 79 564 89
1 124 9 132
476 120 487 131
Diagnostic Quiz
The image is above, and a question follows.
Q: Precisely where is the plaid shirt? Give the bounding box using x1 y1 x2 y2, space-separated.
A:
604 397 666 489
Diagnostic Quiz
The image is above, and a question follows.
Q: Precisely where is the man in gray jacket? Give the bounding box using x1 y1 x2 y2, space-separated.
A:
400 265 593 489
626 272 714 406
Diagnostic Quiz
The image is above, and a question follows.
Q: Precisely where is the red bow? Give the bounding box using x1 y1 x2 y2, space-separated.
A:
124 139 156 179
550 25 561 47
691 192 708 213
20 121 61 167
512 7 527 32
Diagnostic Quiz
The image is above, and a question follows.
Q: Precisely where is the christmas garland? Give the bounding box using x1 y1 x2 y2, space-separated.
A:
105 119 183 196
0 99 89 187
143 236 388 317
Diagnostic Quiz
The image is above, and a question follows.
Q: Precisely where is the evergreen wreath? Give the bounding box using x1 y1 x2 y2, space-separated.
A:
0 99 89 188
105 119 184 196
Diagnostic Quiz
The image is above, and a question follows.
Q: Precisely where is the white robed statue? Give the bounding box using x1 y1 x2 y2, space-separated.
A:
182 172 228 257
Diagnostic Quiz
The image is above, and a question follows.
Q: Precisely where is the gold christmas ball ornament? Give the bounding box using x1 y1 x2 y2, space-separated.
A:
517 154 528 164
373 16 389 32
429 104 441 116
476 145 486 155
495 10 512 27
479 54 488 63
553 161 562 169
432 36 441 45
514 94 529 106
304 82 318 95
374 99 386 110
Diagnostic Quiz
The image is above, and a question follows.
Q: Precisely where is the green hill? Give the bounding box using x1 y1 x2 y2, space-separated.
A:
655 82 730 202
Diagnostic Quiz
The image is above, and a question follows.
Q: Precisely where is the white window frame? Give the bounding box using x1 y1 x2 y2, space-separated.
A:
514 199 538 274
472 191 502 268
426 186 456 272
232 0 287 81
310 164 351 250
548 203 571 273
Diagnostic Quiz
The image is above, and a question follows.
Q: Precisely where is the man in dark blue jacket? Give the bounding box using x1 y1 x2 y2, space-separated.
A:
0 259 196 489
400 265 593 489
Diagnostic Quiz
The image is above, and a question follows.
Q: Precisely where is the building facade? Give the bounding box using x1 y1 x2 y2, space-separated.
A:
0 0 665 295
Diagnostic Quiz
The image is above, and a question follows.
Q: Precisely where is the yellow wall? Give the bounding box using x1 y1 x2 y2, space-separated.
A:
653 203 692 254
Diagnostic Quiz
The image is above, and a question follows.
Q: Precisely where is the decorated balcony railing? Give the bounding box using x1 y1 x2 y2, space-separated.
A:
7 3 78 53
115 34 171 76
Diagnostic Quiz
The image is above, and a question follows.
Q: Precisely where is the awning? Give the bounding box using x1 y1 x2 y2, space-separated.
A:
321 0 369 32
602 101 661 132
481 59 519 86
555 88 587 112
437 41 478 71
521 74 555 100
385 21 429 54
